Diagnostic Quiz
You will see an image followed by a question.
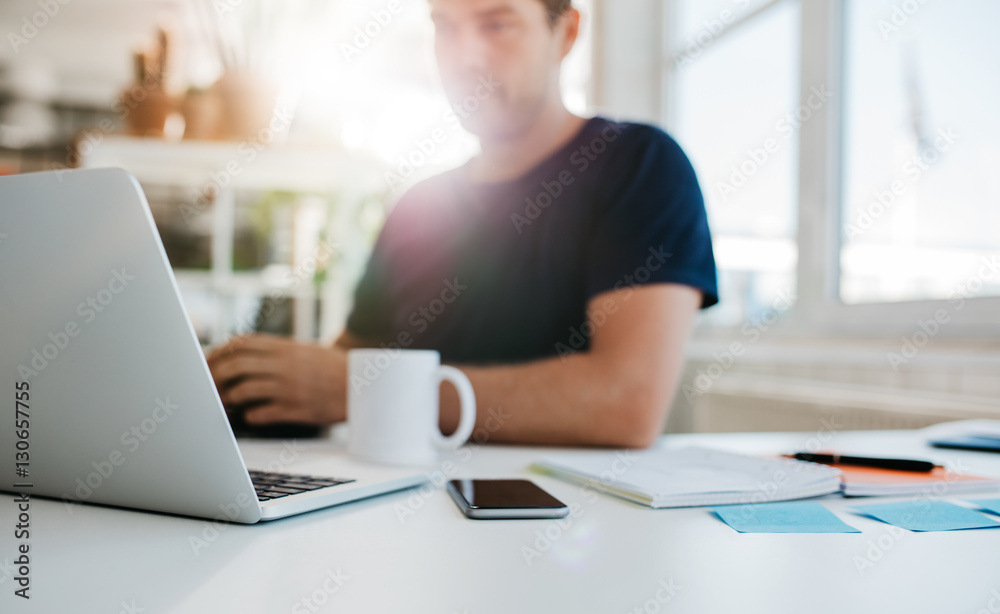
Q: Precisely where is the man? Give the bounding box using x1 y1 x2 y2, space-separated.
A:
207 0 717 448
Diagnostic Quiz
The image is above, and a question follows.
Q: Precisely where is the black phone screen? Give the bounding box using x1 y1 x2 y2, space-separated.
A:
448 479 565 509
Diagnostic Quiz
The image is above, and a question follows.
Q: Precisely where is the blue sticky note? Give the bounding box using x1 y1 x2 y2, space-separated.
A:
852 500 1000 532
967 499 1000 517
712 502 861 533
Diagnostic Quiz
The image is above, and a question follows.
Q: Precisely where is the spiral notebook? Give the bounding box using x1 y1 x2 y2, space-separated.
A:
531 446 843 508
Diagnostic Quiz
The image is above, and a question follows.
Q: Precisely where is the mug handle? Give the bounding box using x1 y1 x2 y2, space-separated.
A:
433 365 476 450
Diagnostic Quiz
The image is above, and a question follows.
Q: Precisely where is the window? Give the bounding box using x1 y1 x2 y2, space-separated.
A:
840 0 1000 305
660 0 1000 336
666 0 800 327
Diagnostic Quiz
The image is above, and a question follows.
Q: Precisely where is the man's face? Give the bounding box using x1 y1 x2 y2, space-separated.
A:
430 0 569 140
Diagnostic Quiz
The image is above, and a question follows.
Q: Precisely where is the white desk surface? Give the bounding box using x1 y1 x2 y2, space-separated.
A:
4 429 1000 614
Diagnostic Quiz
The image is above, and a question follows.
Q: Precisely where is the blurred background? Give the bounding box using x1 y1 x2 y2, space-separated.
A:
1 0 997 433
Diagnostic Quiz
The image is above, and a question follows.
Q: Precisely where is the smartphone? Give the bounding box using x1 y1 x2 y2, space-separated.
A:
446 479 569 519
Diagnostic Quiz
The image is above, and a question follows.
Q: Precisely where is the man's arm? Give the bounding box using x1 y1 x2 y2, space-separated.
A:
211 283 699 448
436 283 700 448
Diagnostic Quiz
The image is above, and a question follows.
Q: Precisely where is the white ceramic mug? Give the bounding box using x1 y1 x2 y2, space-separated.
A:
347 349 476 466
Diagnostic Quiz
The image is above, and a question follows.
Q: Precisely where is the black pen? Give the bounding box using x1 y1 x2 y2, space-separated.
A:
791 452 937 473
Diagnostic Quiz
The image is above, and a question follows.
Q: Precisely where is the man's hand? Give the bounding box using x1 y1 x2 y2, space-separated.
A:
206 333 347 426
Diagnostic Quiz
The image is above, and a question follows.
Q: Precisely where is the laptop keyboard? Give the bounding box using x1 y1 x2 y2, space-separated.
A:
248 470 356 501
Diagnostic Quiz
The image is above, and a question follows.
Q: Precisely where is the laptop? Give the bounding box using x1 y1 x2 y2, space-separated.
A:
0 168 426 523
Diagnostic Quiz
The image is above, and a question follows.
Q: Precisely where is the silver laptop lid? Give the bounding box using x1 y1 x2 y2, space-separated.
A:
0 168 260 523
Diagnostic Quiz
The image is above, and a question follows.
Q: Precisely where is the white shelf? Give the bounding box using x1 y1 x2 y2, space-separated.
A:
174 269 323 300
80 135 385 193
79 135 386 345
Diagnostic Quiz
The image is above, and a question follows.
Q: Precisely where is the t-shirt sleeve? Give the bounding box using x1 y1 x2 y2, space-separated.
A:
585 125 718 308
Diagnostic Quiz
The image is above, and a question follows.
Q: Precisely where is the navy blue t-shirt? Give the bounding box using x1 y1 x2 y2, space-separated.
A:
346 116 717 365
